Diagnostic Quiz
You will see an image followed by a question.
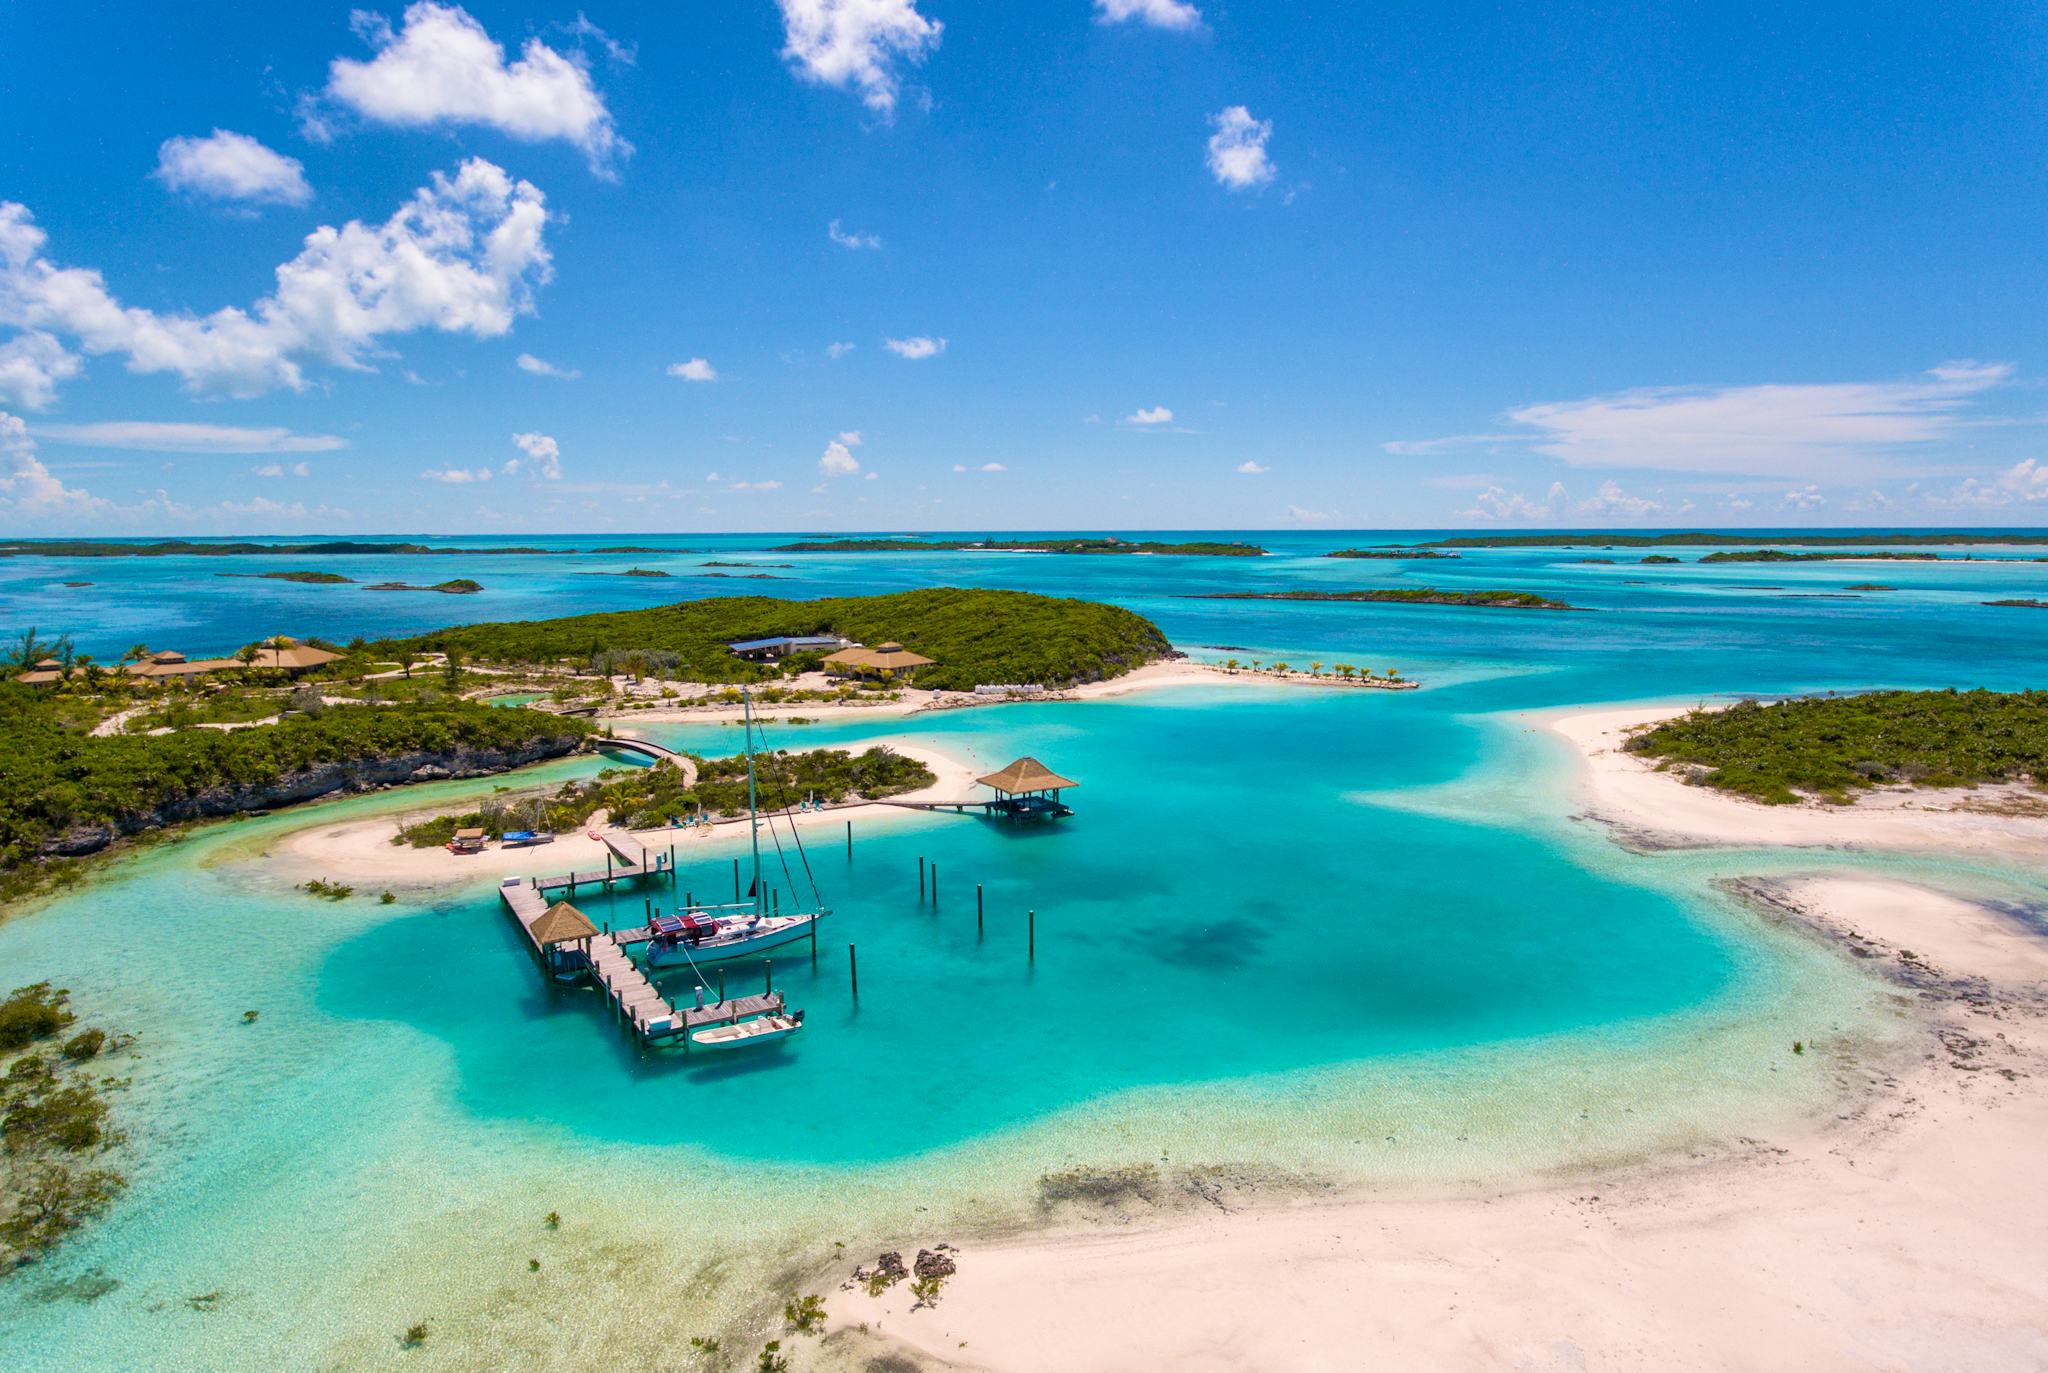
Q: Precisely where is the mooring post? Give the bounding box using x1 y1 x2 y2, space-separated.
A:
606 852 613 884
733 857 741 902
918 855 925 899
932 864 938 908
1029 909 1036 961
644 897 651 922
846 820 853 860
773 888 780 915
849 943 859 1000
717 968 725 1006
686 890 693 910
977 884 984 935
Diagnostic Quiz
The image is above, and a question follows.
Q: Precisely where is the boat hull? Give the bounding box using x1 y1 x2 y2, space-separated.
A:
690 1013 804 1050
645 914 820 966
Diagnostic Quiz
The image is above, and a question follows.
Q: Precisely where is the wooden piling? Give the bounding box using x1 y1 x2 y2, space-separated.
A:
764 960 773 996
1029 909 1035 961
849 943 858 1000
918 855 925 899
733 857 741 902
846 820 852 859
977 884 984 935
717 968 725 1006
932 864 938 908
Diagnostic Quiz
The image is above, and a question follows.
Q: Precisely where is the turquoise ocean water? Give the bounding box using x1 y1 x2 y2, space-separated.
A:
3 531 2047 1370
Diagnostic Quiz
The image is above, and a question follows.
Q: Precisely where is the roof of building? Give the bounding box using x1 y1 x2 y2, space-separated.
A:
977 756 1078 795
863 647 935 671
727 635 850 653
822 647 877 667
530 900 600 945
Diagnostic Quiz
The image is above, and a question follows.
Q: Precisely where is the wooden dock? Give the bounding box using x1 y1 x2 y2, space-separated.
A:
529 831 667 895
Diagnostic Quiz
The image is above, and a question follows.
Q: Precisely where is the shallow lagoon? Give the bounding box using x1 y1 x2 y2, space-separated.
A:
3 532 2046 1369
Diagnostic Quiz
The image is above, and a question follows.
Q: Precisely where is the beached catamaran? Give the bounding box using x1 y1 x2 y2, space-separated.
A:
645 689 827 969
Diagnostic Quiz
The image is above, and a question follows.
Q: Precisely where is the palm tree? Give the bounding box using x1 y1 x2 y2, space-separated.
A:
1386 668 1402 682
1223 657 1240 673
123 642 151 669
1271 661 1290 675
11 626 45 670
235 644 261 669
73 653 98 687
1335 664 1355 680
398 651 418 679
1309 661 1323 678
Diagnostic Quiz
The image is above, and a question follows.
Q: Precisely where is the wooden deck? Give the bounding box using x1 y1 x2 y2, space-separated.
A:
528 831 667 895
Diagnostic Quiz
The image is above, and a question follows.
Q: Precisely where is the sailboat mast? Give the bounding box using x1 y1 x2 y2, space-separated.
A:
743 687 763 917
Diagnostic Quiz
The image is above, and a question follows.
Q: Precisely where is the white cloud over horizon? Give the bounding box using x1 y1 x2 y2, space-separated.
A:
33 421 346 454
324 2 630 175
1095 0 1203 31
0 158 552 401
517 352 579 379
1236 460 1268 473
507 430 561 479
819 437 861 475
828 218 881 249
1207 106 1275 190
1126 405 1173 425
155 130 313 206
667 357 718 381
884 335 945 359
777 0 941 118
423 465 491 483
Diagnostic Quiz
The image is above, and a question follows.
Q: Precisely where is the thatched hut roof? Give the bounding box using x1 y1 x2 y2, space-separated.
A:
864 647 935 671
530 900 599 945
822 647 878 668
977 756 1078 795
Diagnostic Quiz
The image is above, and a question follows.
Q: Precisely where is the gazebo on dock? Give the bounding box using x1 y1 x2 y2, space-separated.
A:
976 756 1078 820
530 900 600 976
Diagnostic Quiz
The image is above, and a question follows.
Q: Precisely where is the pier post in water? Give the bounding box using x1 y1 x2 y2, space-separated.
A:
765 959 773 996
977 884 984 936
717 968 725 1006
1029 909 1035 962
932 864 938 909
849 943 858 1001
918 855 925 899
733 857 740 901
846 820 852 860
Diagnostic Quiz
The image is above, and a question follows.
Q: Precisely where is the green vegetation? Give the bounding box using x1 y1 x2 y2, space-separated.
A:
769 537 1267 556
620 568 670 577
380 588 1173 692
365 578 484 594
1627 690 2048 804
1 983 132 1269
0 540 553 558
756 1340 789 1373
214 570 356 585
1195 588 1574 610
1414 532 2048 549
397 747 933 844
1845 583 1896 592
1986 599 2048 609
402 1321 429 1348
784 1294 826 1334
1325 548 1458 560
0 683 593 881
301 879 355 901
1641 554 1682 564
1698 549 1939 564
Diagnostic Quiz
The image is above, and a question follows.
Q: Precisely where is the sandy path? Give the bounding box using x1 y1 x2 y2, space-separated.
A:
829 875 2048 1371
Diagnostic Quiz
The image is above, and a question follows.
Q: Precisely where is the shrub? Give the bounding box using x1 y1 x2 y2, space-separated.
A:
0 983 74 1051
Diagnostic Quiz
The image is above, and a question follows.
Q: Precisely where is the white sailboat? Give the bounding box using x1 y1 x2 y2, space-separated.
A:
644 689 828 968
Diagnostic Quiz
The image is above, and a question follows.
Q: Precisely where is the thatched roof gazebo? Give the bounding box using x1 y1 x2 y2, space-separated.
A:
975 757 1077 820
823 642 935 679
529 901 599 945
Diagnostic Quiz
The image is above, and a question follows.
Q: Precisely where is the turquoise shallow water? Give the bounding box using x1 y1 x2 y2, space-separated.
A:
3 530 2047 1370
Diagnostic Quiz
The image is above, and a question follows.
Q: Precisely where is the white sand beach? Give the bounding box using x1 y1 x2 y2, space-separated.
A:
831 873 2048 1371
1550 705 2048 858
265 737 989 891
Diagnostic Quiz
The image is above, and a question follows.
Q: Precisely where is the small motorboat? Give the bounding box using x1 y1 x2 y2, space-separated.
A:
690 1007 805 1050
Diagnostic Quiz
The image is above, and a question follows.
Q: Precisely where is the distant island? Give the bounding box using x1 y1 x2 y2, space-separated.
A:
769 537 1267 557
383 587 1174 691
1845 583 1897 591
0 540 554 558
1325 548 1460 560
1698 550 1939 564
215 570 356 585
1194 588 1574 610
1640 554 1683 564
1627 690 2048 804
621 568 670 578
365 579 483 594
702 561 794 568
1985 599 2048 609
1407 532 2048 550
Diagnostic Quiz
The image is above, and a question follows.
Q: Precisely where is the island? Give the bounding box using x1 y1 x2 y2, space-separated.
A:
0 540 554 558
1641 554 1683 564
1625 689 2048 804
1192 588 1574 610
1845 583 1896 591
1985 599 2048 609
1325 548 1460 560
768 537 1268 557
1698 550 1940 564
365 579 483 594
1407 532 2048 550
215 570 356 584
380 587 1175 692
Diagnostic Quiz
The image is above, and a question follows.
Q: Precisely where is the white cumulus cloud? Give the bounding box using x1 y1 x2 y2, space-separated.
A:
0 158 552 400
325 2 630 175
1465 481 1569 522
423 466 491 483
1577 480 1662 517
252 461 313 479
777 0 941 117
516 352 578 379
819 438 861 476
507 430 561 479
1095 0 1202 31
667 357 718 382
828 218 881 249
1236 460 1268 474
33 421 345 454
1207 106 1275 190
1126 405 1173 425
826 340 856 358
0 332 82 410
155 130 313 207
0 411 105 517
884 335 945 359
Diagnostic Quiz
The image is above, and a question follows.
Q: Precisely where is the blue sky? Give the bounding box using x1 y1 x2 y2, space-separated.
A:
2 0 2045 533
